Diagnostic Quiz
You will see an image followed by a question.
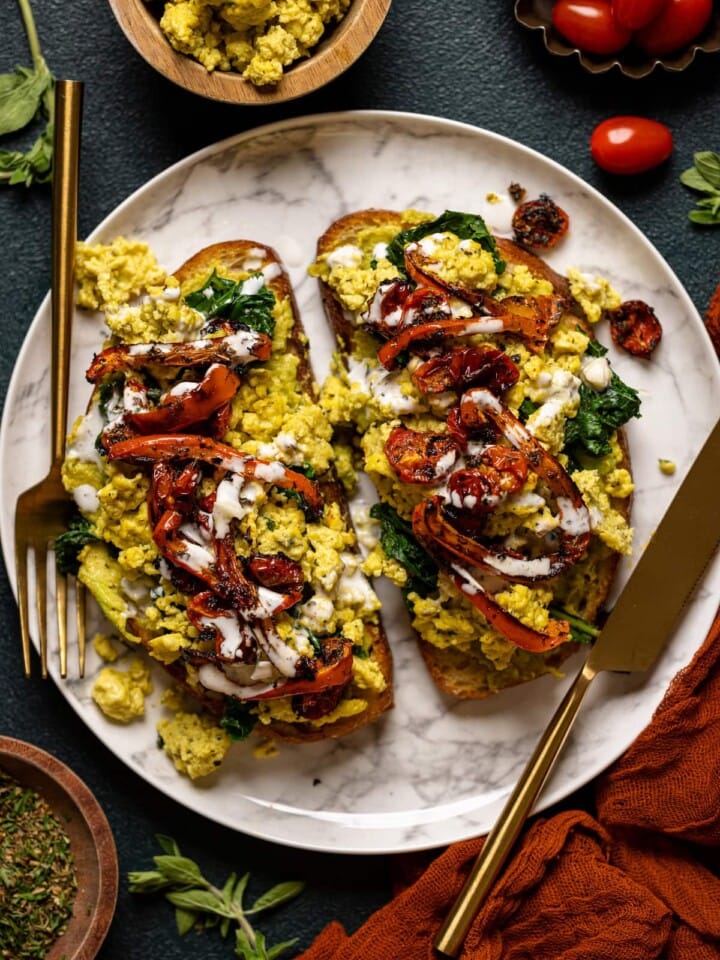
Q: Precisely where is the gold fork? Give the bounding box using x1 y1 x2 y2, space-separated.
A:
15 79 85 679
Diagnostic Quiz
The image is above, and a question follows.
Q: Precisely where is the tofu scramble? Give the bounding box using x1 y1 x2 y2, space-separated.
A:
158 0 351 86
63 237 388 778
311 208 640 696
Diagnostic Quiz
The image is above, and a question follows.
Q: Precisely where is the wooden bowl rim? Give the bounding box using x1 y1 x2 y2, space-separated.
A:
0 736 119 960
107 0 392 104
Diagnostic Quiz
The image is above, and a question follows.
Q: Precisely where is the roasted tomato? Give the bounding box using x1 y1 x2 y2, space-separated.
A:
634 0 712 55
609 299 662 357
512 196 569 250
384 426 459 484
590 117 673 176
411 345 519 396
551 0 632 54
611 0 668 28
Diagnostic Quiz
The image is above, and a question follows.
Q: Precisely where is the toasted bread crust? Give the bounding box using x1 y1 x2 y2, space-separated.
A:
92 240 393 741
315 211 633 699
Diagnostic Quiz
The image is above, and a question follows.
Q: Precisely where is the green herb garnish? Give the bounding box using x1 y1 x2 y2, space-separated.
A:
386 210 506 275
584 338 608 358
550 607 601 645
370 502 438 599
564 371 641 458
220 701 257 742
128 835 303 960
54 514 99 575
0 766 77 958
0 0 56 188
680 151 720 226
517 397 539 423
185 270 276 336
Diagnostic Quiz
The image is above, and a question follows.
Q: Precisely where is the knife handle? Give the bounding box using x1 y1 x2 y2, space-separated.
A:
434 658 598 957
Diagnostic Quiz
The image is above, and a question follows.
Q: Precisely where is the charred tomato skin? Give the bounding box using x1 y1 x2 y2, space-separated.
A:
512 195 570 250
590 117 673 176
609 299 663 358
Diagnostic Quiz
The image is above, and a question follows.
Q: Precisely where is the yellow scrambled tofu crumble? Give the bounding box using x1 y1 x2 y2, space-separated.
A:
158 0 351 86
313 210 636 692
67 238 387 778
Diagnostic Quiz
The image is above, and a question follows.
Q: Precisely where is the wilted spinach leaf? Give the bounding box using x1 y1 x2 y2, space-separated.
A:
55 515 99 575
370 502 438 598
185 271 275 336
564 371 641 458
386 210 506 275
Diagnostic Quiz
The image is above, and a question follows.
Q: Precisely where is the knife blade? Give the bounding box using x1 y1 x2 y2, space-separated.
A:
435 414 720 957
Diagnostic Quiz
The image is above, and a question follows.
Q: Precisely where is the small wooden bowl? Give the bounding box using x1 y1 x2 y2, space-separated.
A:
107 0 392 104
0 737 118 960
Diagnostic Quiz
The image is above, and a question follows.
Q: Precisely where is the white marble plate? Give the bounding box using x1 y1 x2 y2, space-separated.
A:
2 111 719 854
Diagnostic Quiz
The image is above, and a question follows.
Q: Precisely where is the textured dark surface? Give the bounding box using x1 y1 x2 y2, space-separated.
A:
1 1 719 957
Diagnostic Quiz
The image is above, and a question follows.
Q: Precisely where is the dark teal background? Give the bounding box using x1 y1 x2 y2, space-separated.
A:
1 1 719 956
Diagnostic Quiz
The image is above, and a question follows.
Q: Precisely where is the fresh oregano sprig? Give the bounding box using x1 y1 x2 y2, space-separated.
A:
680 151 720 226
128 835 304 960
0 0 56 187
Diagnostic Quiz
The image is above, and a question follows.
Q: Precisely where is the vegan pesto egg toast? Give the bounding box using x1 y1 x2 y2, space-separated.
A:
311 208 639 699
62 238 392 773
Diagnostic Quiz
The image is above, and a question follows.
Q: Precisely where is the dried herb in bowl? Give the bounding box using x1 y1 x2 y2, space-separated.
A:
0 765 78 959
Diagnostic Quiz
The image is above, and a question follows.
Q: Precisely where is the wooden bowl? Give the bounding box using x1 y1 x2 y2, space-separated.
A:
515 0 720 78
107 0 392 104
0 737 118 960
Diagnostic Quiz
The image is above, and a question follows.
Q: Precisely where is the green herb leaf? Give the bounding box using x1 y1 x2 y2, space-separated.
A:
154 854 205 886
563 371 641 458
247 881 304 915
127 869 173 893
369 502 438 598
694 151 720 190
0 58 52 136
0 0 56 190
233 872 250 907
54 514 99 575
155 834 181 857
185 270 276 336
266 938 299 959
166 889 228 916
386 210 506 275
175 906 198 935
220 700 257 741
235 928 264 959
681 151 720 226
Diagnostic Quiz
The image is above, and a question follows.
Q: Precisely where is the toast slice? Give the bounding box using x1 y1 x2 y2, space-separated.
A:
63 238 393 761
312 208 636 699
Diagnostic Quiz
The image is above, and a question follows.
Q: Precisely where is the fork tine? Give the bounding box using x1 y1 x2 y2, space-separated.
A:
15 538 32 678
56 569 68 678
35 546 49 679
76 580 87 678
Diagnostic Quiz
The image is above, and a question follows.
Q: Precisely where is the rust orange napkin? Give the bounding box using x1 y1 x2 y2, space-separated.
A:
297 610 720 960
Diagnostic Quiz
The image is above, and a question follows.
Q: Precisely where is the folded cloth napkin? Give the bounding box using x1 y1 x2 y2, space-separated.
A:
297 609 720 960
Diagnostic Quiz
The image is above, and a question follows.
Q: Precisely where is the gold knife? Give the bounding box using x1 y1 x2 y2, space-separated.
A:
435 414 720 957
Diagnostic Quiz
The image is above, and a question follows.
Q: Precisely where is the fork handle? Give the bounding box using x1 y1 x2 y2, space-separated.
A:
434 658 598 957
51 80 83 466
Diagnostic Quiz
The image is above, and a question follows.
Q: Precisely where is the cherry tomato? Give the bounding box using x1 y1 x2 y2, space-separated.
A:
634 0 712 55
552 0 632 54
590 116 673 175
611 0 668 28
609 300 662 358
